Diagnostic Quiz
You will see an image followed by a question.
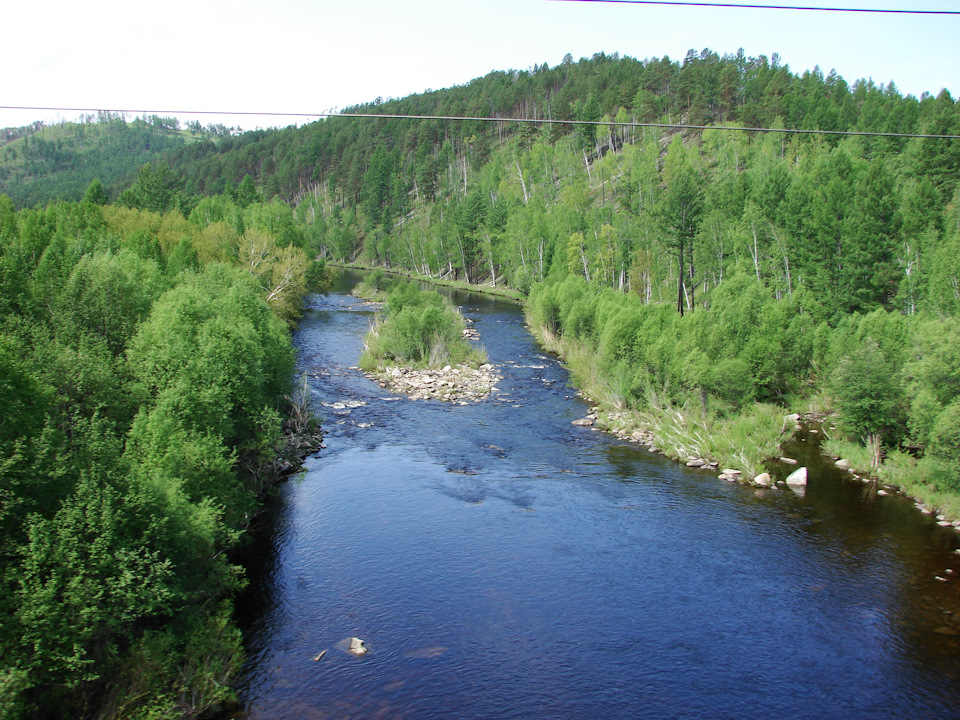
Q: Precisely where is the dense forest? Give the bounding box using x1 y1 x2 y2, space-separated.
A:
2 48 960 717
0 184 326 717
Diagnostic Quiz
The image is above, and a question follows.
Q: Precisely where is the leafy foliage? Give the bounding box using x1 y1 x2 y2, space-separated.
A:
0 192 318 717
361 281 486 369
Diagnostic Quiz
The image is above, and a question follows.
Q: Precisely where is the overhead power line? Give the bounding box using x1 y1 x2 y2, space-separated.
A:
2 105 959 139
541 0 960 14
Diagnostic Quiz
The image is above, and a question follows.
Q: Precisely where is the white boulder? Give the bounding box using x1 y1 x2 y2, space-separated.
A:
785 466 808 486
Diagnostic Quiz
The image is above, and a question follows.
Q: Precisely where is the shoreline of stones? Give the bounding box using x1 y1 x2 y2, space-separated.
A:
366 363 502 404
571 407 808 487
572 406 960 536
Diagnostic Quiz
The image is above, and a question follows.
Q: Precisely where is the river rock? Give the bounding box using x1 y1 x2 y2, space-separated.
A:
348 637 368 655
754 472 772 487
686 458 706 467
721 469 742 476
780 457 798 465
785 466 808 486
572 417 594 427
835 459 851 470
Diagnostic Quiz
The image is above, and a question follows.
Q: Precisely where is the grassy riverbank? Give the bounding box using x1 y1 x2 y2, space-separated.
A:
532 315 960 528
331 261 526 303
822 437 960 521
524 275 960 527
530 324 791 480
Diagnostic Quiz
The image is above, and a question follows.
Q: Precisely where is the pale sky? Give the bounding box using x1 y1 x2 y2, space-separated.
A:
2 0 958 132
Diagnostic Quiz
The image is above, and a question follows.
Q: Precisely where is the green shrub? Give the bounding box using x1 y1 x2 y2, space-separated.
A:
361 282 486 369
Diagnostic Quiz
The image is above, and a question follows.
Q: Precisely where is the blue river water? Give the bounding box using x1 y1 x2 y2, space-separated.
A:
233 272 960 719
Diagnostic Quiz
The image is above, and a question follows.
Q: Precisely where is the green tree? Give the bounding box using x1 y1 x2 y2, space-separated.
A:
82 178 109 206
831 338 905 444
236 174 260 209
659 138 703 314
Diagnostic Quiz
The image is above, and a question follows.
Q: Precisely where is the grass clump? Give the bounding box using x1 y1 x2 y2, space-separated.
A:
360 281 487 370
352 267 393 300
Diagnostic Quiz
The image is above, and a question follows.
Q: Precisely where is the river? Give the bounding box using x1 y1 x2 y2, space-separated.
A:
233 272 960 719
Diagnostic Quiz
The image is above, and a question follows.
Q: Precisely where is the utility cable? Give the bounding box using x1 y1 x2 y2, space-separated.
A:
2 105 959 139
541 0 960 15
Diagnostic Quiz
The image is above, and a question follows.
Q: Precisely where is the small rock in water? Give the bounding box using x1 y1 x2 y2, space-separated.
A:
686 458 706 467
835 459 851 470
348 637 368 655
785 467 808 486
780 457 798 465
753 472 772 487
933 626 960 636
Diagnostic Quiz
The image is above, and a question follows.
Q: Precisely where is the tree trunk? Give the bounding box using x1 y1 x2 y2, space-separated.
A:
515 161 529 205
677 240 685 316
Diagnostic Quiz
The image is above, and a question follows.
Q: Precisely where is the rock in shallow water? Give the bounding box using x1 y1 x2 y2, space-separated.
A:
785 467 808 486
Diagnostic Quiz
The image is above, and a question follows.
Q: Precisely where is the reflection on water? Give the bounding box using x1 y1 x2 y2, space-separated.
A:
233 273 960 719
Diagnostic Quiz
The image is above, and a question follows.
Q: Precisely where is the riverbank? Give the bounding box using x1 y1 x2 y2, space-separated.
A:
822 436 960 525
527 319 960 530
530 323 789 481
329 262 526 303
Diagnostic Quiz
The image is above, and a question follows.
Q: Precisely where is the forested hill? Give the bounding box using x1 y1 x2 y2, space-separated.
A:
0 113 233 209
145 48 960 513
153 49 959 205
